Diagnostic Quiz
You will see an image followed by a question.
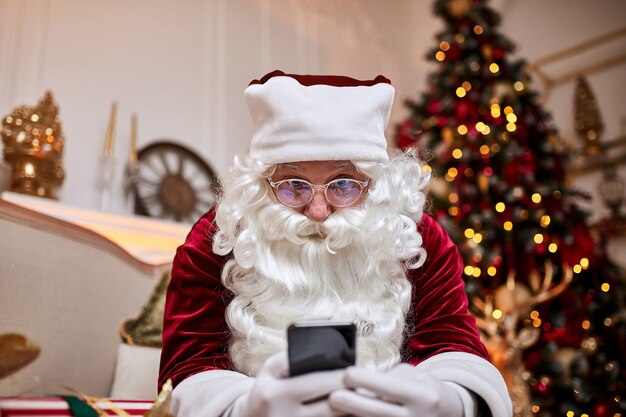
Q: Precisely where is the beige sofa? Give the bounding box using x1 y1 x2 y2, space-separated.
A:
0 192 189 399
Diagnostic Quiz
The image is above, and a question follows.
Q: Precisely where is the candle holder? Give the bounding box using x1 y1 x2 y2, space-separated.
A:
124 159 140 215
98 155 116 211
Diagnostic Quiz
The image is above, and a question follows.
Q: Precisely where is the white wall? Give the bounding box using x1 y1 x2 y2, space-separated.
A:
1 0 624 242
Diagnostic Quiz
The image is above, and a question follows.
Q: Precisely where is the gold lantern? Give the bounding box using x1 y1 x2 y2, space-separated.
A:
1 91 65 199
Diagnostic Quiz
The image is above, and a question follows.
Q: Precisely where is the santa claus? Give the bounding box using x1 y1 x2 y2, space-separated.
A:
159 70 512 417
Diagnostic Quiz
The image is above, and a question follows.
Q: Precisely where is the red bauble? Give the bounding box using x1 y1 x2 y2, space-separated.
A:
493 48 505 59
427 100 442 115
396 119 416 150
594 403 610 417
455 100 478 122
446 44 462 61
563 221 597 267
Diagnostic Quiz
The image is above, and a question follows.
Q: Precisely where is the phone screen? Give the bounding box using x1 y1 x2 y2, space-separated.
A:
287 321 356 377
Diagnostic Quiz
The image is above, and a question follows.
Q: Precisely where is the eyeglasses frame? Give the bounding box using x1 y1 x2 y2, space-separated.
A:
266 177 369 208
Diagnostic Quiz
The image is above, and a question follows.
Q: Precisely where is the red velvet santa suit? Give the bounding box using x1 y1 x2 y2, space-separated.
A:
159 210 488 389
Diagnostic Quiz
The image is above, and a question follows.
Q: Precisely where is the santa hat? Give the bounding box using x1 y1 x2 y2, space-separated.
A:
245 70 394 165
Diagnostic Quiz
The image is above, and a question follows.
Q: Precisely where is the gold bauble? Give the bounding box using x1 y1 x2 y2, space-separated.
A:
481 44 493 59
447 0 472 18
477 172 489 194
442 126 454 144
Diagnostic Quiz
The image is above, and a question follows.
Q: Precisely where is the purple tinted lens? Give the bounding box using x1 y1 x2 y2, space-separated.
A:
276 180 312 207
326 180 362 206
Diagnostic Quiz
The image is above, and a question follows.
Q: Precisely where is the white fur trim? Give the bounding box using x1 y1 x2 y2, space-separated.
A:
444 381 479 417
416 352 513 417
171 370 253 417
245 76 393 164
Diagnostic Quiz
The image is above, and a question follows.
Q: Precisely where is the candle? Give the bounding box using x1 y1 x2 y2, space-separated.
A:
129 113 138 162
103 101 117 157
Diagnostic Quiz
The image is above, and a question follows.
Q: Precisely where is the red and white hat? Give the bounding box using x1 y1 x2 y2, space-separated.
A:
245 70 394 165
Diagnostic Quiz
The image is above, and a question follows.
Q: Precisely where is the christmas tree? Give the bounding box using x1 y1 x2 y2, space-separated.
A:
396 0 626 415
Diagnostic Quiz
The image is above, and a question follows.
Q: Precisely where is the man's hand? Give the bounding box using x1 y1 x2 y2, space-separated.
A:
230 352 348 417
328 363 465 417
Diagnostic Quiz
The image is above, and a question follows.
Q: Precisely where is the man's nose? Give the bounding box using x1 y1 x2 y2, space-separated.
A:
303 189 331 222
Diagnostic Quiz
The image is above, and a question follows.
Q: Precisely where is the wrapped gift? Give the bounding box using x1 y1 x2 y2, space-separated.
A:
0 396 153 417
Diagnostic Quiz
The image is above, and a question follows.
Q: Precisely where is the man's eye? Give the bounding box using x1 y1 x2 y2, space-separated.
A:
289 180 306 188
335 179 350 187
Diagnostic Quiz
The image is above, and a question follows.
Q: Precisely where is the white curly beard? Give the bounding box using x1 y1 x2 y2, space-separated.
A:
213 154 429 376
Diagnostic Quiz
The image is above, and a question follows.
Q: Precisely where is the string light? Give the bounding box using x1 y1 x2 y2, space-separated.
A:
580 257 589 268
480 145 490 155
513 81 525 91
582 320 590 330
452 148 463 159
447 167 458 179
495 202 505 212
464 265 474 275
487 266 496 276
435 51 446 61
506 113 518 123
457 124 468 135
462 81 472 90
465 228 475 238
491 104 501 118
476 122 486 132
531 193 542 203
489 63 500 73
540 215 551 227
440 41 450 51
474 25 483 35
492 309 502 319
548 242 558 253
449 192 459 203
503 221 513 231
534 233 544 244
448 206 459 216
422 165 432 173
472 267 481 277
601 283 610 292
573 264 582 273
506 122 517 132
481 125 491 135
472 233 483 243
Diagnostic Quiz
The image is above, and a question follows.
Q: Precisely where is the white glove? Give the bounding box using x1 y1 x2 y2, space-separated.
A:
328 363 465 417
227 352 348 417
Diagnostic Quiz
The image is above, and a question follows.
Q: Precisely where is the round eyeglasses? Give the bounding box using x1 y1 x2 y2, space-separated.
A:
267 177 369 208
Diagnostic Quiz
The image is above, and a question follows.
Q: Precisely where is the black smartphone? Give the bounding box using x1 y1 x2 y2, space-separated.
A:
287 320 357 377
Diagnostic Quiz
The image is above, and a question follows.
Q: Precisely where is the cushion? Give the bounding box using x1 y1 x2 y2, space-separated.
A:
110 343 161 400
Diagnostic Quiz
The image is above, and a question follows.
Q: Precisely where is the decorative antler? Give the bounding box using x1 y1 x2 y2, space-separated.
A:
470 262 574 417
